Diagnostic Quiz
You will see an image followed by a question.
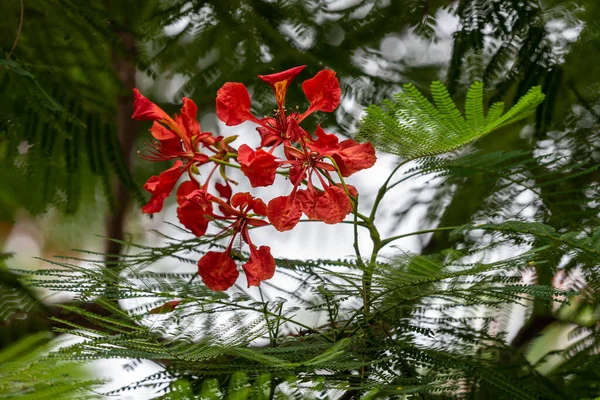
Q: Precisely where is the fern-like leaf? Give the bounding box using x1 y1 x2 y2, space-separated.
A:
358 81 545 160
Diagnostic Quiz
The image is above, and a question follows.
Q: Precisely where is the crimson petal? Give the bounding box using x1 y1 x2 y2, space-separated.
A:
132 89 170 121
242 245 276 287
198 251 239 291
216 82 259 126
313 185 352 224
267 195 303 231
301 70 341 117
141 160 184 214
237 144 279 188
331 140 377 177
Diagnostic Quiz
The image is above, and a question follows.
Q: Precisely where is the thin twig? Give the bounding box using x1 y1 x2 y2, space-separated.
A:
6 0 24 60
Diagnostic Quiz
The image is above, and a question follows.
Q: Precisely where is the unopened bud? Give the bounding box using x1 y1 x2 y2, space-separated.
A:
223 135 239 145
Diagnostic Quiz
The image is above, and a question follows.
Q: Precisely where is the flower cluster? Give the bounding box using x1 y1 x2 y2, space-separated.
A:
133 66 376 291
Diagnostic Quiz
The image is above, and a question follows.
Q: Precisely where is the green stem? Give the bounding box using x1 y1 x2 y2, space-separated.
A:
379 226 459 248
361 159 408 319
209 157 239 169
368 159 410 222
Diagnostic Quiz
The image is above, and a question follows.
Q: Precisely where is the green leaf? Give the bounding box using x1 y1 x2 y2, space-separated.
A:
358 81 545 160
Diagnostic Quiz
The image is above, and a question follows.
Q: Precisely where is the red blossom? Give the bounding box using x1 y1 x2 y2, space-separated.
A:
134 89 241 213
258 65 305 108
141 160 184 214
215 181 233 202
237 144 280 188
192 192 273 290
331 140 377 177
301 69 342 116
134 67 378 292
267 195 303 231
216 82 259 126
132 89 171 122
198 251 240 291
215 66 341 150
266 125 375 229
242 245 276 287
176 182 213 237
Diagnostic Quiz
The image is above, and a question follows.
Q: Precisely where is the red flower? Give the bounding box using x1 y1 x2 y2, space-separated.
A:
141 160 184 214
134 91 216 164
133 67 377 292
195 192 275 290
216 66 341 149
176 181 213 237
243 245 276 287
296 184 352 224
266 195 303 232
331 140 377 178
133 89 239 212
198 251 239 291
237 144 280 188
306 126 377 177
266 125 375 231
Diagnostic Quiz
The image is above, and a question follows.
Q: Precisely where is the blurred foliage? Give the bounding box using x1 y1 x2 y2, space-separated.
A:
0 332 102 399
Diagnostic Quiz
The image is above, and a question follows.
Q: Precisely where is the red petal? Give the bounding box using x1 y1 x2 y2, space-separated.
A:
215 181 232 202
132 89 170 121
258 66 306 86
176 179 200 205
237 144 279 188
259 66 306 109
237 143 254 164
231 192 254 209
267 195 303 231
306 125 339 154
332 140 377 177
141 160 184 214
216 82 259 126
177 98 201 141
176 186 213 237
198 251 239 291
257 125 280 147
285 117 309 142
313 185 352 224
250 197 268 216
230 192 268 216
289 165 307 186
180 98 199 132
150 121 178 141
301 70 341 116
148 300 181 314
296 188 319 220
242 245 276 287
177 203 210 237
